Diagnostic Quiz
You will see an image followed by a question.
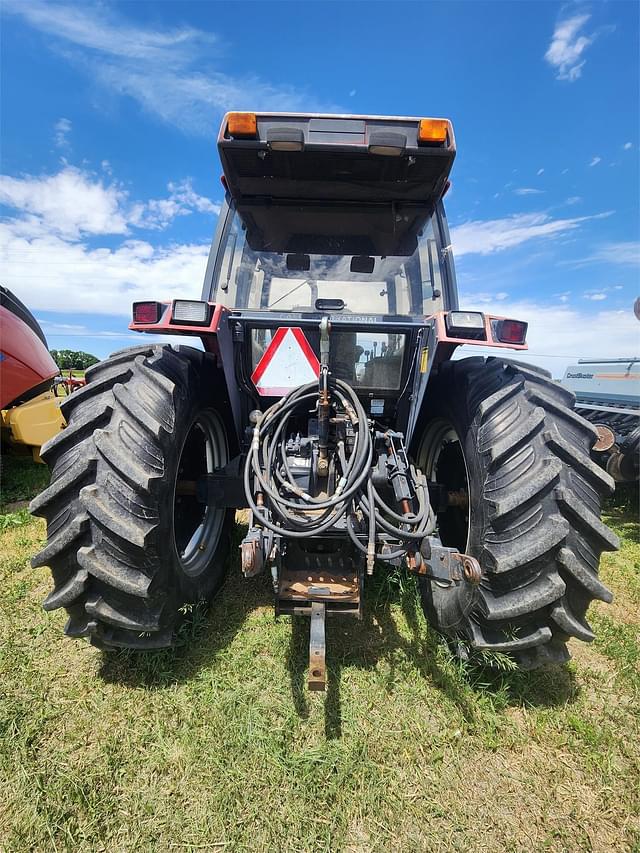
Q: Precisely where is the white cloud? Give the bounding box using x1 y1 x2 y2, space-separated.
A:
450 211 605 257
0 167 129 238
3 0 337 136
1 225 208 316
54 117 72 150
456 298 639 377
130 180 219 230
623 142 633 150
0 167 219 239
589 156 602 167
36 318 195 354
544 14 594 82
39 320 88 332
584 241 640 266
514 187 544 196
349 89 356 97
459 291 509 305
583 285 629 303
536 168 544 176
94 64 332 136
0 162 221 318
565 196 582 205
4 0 217 61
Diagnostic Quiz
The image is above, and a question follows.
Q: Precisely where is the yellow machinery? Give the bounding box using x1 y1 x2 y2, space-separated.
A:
1 391 64 462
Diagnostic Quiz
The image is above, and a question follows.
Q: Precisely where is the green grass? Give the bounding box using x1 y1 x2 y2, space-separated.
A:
1 453 638 852
0 452 49 512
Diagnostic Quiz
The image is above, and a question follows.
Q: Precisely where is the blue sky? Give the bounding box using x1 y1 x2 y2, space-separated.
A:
1 0 638 375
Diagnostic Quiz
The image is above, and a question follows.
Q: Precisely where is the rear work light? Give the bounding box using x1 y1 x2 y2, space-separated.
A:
418 118 449 145
227 112 257 138
445 311 486 339
368 131 407 156
132 301 162 324
267 127 304 152
494 318 528 345
172 300 211 325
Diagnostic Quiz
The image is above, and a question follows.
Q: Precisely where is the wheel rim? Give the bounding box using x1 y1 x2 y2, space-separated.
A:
173 409 228 578
417 417 470 553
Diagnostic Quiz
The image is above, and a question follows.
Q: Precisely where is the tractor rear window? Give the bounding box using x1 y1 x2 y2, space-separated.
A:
209 205 448 317
251 329 406 390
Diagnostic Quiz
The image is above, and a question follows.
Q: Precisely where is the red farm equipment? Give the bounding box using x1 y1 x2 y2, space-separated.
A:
0 286 65 461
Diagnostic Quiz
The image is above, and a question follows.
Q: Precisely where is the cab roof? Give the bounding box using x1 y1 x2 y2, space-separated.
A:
217 112 456 206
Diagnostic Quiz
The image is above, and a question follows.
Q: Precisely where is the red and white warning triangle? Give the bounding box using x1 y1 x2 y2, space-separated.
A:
251 327 320 397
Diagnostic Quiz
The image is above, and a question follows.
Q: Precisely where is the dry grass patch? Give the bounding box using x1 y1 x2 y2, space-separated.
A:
1 456 639 852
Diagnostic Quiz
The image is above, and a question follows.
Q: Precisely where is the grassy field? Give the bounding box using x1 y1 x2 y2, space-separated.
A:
0 451 638 852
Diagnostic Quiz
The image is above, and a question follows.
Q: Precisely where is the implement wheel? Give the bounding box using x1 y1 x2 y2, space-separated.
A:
31 345 234 649
416 357 618 668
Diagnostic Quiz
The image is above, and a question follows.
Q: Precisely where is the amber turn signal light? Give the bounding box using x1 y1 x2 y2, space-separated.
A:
418 118 449 145
227 112 258 138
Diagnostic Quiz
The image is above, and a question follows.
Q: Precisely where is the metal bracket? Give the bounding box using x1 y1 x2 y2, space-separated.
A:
240 527 264 578
185 455 246 507
308 601 327 691
407 538 482 585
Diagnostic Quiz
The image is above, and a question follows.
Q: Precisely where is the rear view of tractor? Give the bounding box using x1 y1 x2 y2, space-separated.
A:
31 112 619 689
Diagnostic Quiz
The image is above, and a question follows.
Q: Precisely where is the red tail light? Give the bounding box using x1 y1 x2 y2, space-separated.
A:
495 319 527 345
132 301 161 324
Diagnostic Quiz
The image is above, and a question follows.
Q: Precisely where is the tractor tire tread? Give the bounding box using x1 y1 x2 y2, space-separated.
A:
418 356 617 668
31 344 232 648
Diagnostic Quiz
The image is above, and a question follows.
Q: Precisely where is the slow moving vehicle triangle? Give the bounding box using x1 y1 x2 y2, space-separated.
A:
251 327 320 397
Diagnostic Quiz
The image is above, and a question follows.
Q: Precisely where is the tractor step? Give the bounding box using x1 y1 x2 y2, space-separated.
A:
277 565 360 614
276 540 362 617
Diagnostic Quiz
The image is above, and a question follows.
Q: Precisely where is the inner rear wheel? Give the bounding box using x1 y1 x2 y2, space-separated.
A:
418 417 470 554
173 409 228 578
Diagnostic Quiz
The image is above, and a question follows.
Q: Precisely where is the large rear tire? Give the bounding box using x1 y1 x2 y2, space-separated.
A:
30 344 235 650
416 357 619 668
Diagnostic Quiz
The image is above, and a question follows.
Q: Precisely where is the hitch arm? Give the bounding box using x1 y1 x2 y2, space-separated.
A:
308 601 327 691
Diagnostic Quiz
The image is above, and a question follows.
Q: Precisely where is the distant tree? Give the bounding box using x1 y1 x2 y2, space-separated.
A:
49 349 99 371
55 349 73 369
75 351 99 370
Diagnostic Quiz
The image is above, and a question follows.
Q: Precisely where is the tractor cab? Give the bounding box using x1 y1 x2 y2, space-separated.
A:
201 111 460 434
205 111 458 315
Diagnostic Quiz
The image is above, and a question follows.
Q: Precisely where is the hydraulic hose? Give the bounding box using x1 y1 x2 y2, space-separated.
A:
244 377 435 555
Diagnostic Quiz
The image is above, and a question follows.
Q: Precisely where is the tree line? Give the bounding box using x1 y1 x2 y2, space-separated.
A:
49 349 100 370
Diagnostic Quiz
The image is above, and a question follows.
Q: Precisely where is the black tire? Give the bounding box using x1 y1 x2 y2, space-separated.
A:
30 344 235 650
415 356 619 668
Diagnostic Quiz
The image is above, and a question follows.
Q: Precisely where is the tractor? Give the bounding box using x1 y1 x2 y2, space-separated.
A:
31 113 619 690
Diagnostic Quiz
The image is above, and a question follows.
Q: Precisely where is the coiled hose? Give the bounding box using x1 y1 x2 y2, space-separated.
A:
244 378 435 561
